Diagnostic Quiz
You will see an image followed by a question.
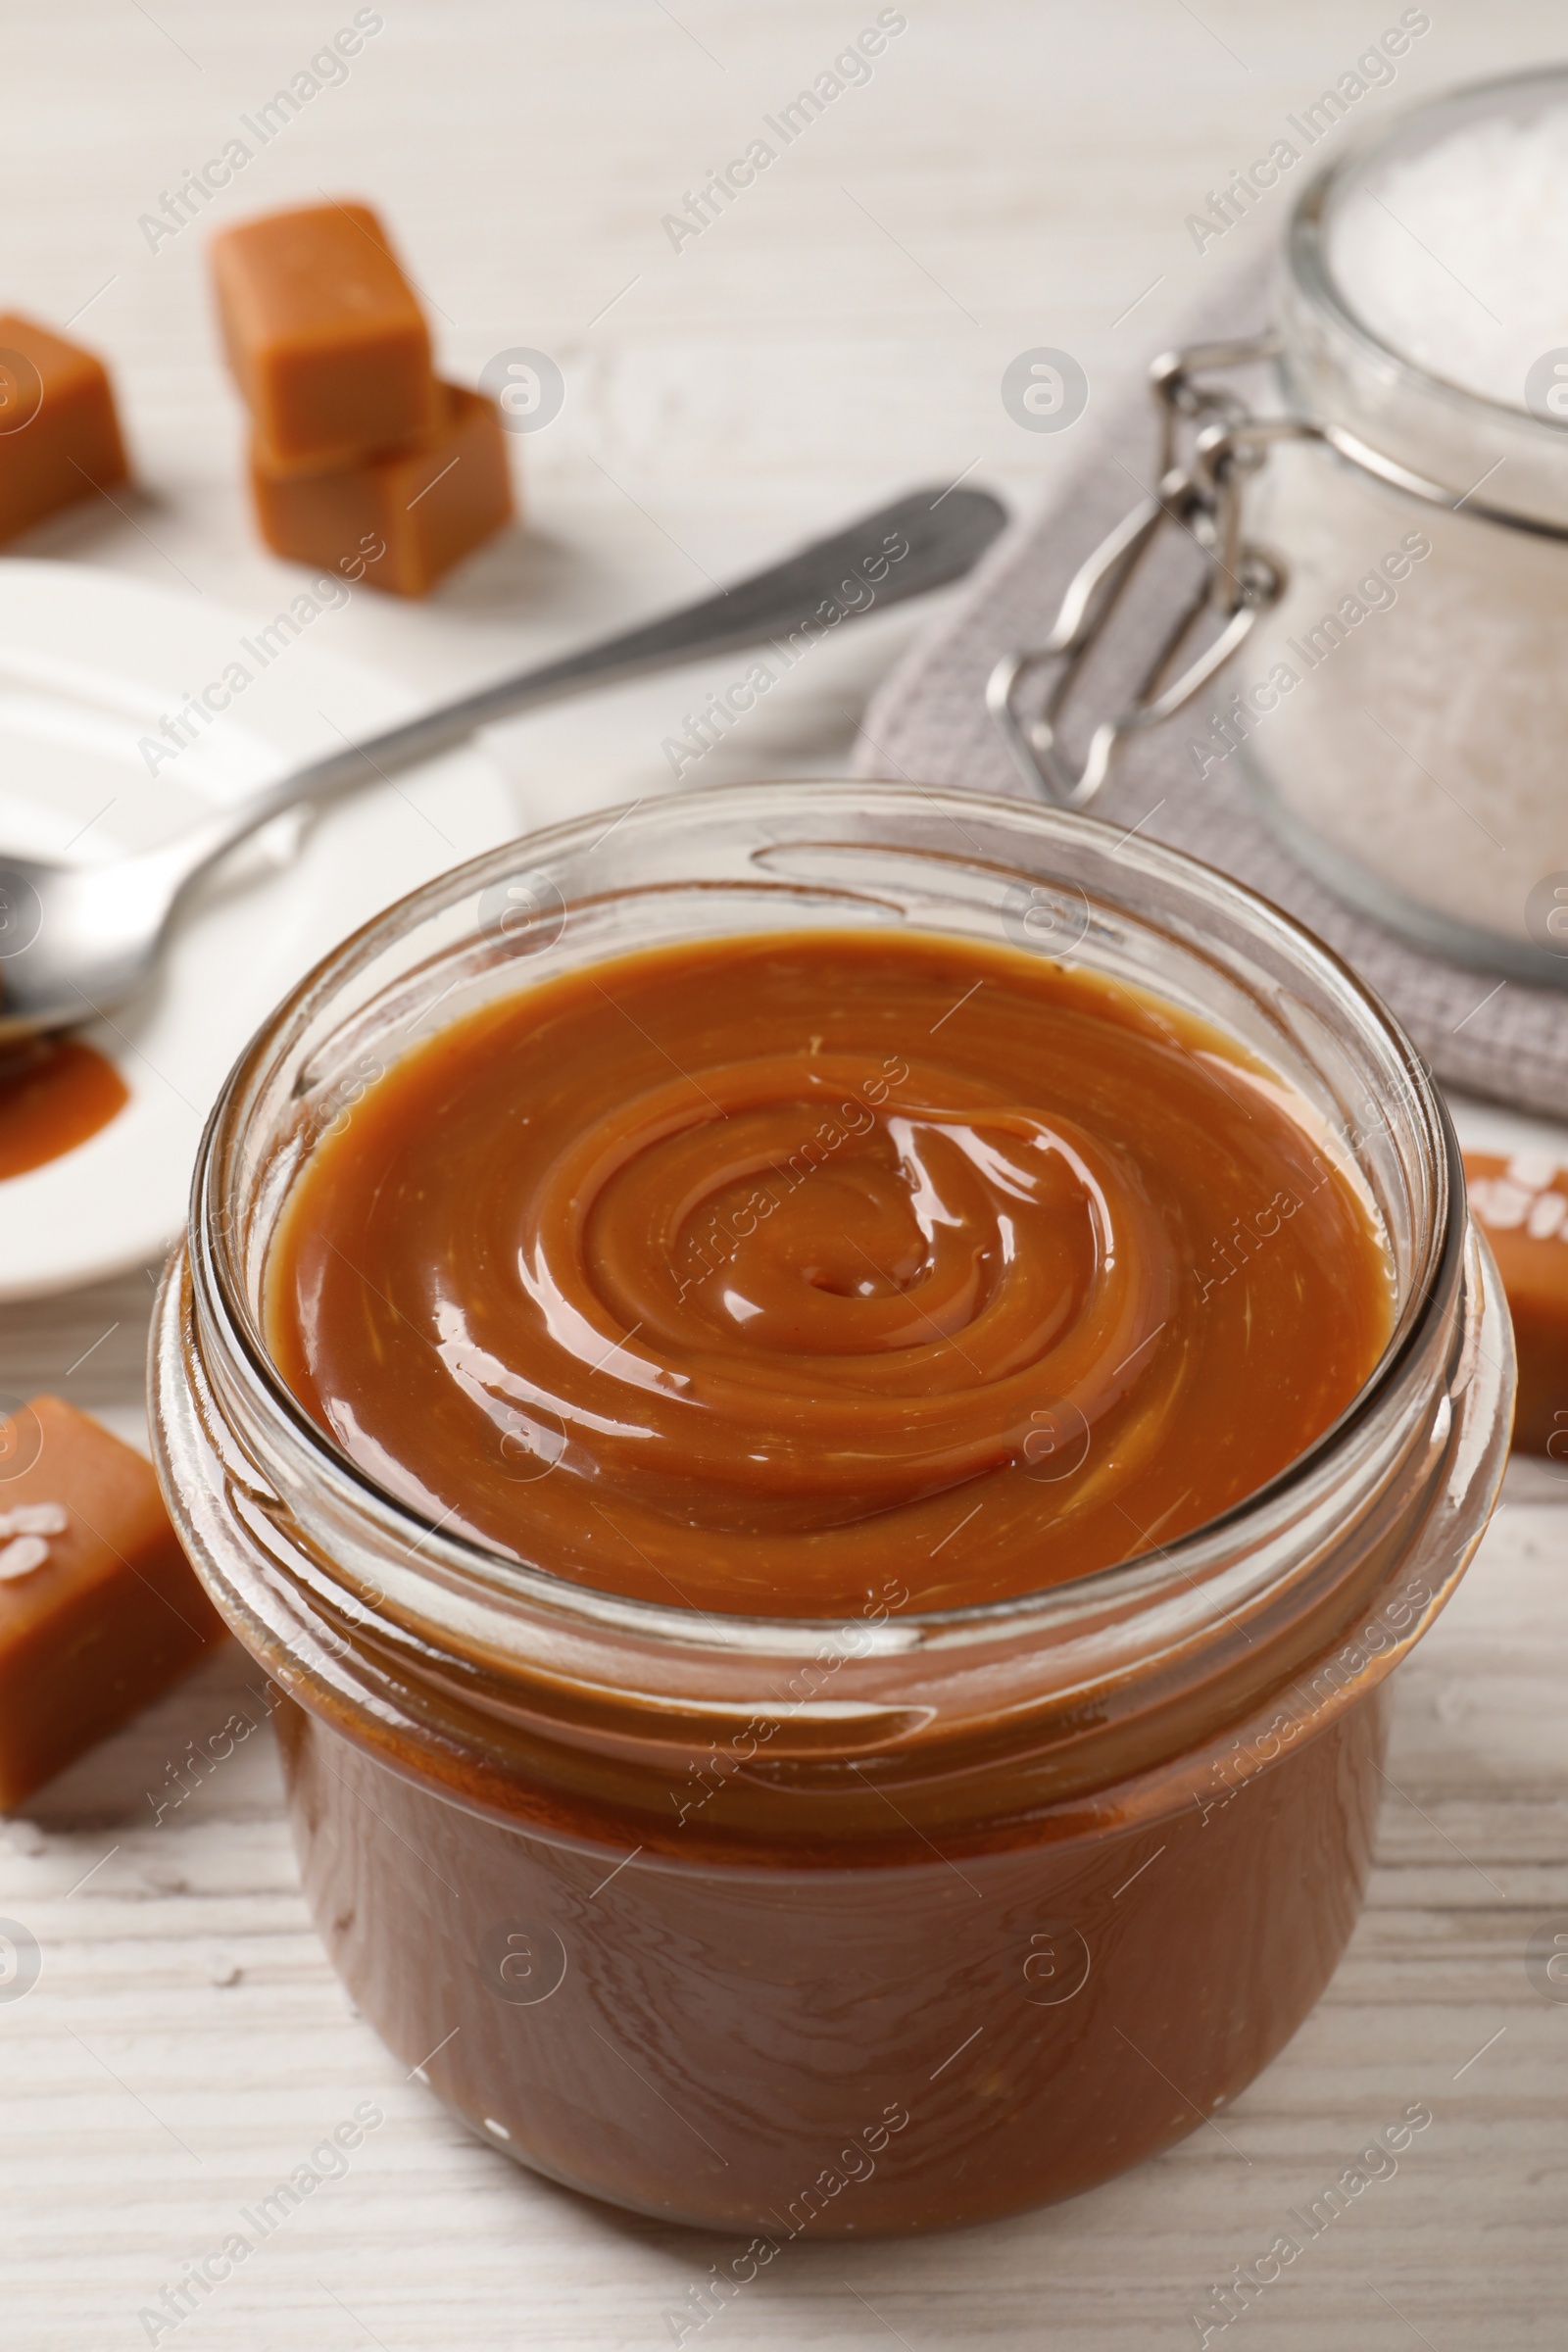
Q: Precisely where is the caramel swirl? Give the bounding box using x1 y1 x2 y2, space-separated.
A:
269 932 1392 1613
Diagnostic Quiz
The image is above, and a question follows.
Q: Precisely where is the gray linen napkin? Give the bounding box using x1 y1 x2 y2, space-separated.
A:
852 295 1568 1122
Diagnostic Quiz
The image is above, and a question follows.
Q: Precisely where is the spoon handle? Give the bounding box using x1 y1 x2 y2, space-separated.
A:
160 484 1006 895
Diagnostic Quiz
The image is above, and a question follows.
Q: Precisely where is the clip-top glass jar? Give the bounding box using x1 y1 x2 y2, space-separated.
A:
992 67 1568 988
150 780 1510 2234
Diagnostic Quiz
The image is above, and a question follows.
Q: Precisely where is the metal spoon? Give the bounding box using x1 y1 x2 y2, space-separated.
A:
0 483 1006 1043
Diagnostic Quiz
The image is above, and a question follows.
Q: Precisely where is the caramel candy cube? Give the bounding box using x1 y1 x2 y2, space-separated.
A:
250 381 514 596
0 314 128 546
0 1396 225 1808
211 201 437 473
1465 1150 1568 1456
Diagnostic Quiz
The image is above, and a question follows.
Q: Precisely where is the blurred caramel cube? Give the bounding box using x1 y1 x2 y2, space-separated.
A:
1465 1152 1568 1457
0 314 128 545
0 1396 225 1808
250 381 514 596
211 200 437 473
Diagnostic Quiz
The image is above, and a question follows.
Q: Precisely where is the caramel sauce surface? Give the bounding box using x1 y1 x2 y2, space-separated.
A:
0 1038 126 1179
266 931 1393 1615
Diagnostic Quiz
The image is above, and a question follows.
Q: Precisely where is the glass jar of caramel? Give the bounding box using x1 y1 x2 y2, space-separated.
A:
150 780 1510 2235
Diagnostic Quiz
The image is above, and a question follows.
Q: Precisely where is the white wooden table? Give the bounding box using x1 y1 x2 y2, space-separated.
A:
4 5 1566 2344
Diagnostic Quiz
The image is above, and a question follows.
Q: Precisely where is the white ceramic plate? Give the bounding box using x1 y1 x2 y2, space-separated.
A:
0 562 518 1299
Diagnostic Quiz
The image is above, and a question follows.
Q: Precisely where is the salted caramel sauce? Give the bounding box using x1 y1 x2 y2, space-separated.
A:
0 1037 126 1179
265 930 1393 1616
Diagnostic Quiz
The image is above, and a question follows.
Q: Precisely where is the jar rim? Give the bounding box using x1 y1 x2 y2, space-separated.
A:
189 778 1463 1646
1285 64 1568 443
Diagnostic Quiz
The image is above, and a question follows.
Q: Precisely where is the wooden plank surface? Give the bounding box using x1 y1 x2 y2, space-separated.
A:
3 5 1566 2345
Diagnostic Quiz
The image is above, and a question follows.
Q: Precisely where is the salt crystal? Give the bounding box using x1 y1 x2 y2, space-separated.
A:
2 1504 67 1540
0 1500 66 1579
1528 1191 1567 1242
0 1536 50 1581
1507 1151 1562 1192
1473 1179 1531 1230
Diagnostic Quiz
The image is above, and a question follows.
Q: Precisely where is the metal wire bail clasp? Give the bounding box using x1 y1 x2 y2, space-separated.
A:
988 334 1288 809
